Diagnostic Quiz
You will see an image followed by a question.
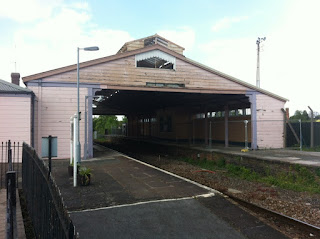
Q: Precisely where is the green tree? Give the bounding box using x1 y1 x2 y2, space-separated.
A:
120 116 128 124
290 110 310 121
93 115 118 134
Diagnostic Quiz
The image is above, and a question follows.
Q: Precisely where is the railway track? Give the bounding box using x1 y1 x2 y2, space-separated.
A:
224 192 320 238
95 141 320 238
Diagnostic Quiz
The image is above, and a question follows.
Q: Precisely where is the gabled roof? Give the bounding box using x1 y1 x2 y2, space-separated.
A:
117 34 185 55
0 79 32 94
22 42 287 102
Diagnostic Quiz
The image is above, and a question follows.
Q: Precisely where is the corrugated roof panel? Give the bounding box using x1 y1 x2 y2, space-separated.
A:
0 79 32 93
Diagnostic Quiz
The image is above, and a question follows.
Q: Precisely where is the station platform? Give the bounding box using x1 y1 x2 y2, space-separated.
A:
111 136 320 168
52 145 288 239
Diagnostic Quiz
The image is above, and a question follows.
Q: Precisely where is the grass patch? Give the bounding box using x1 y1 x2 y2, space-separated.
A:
179 157 320 194
302 146 320 152
226 164 259 181
291 145 320 152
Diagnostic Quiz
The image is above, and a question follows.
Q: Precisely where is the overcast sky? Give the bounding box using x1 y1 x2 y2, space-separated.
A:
0 0 319 115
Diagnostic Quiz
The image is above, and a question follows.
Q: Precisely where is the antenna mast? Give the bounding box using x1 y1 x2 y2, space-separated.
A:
256 37 266 88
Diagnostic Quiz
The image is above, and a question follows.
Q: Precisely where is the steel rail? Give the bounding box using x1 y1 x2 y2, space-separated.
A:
224 192 320 237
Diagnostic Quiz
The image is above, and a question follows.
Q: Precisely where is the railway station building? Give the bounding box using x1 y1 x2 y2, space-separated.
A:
22 34 287 159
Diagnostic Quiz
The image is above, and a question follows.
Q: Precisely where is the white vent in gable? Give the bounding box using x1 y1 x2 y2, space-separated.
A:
135 50 176 70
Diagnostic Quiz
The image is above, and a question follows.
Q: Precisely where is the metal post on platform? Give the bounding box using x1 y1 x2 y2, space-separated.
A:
73 114 78 187
192 119 195 145
299 119 302 151
209 121 212 148
84 96 88 161
244 120 249 149
70 116 74 165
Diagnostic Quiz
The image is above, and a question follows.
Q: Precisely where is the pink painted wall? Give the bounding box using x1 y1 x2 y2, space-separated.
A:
256 94 285 148
0 95 31 161
28 85 87 159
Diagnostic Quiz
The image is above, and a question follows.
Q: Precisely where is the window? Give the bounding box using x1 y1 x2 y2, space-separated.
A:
229 110 236 116
215 111 225 117
195 113 205 119
136 50 176 70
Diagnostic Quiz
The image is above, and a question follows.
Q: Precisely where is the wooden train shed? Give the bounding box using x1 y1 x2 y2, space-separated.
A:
23 34 287 159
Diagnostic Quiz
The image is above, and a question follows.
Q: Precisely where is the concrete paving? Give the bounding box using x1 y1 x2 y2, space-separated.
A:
133 137 320 168
70 197 246 239
64 145 288 239
0 189 26 239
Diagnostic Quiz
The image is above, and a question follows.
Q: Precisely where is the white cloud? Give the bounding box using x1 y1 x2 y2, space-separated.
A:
0 0 63 22
200 0 320 114
158 27 196 53
0 2 133 82
211 16 248 32
198 37 256 84
69 2 90 11
261 0 320 114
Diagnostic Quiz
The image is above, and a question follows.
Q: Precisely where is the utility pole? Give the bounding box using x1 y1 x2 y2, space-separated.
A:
256 37 266 88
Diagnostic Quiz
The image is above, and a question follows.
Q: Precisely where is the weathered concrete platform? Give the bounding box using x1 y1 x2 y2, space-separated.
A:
121 136 320 168
52 146 288 239
202 146 320 167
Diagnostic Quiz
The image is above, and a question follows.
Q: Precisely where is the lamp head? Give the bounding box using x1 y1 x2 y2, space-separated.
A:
83 46 99 51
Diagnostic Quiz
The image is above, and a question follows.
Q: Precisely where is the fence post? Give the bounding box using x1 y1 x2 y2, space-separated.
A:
299 119 302 151
8 140 12 171
308 106 314 148
281 108 300 145
6 171 17 239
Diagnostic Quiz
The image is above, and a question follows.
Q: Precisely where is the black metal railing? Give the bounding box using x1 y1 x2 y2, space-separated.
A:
0 141 22 189
22 143 77 238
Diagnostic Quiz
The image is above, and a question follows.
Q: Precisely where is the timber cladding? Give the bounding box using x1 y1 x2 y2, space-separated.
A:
41 56 249 94
28 85 88 159
256 94 285 148
0 95 31 145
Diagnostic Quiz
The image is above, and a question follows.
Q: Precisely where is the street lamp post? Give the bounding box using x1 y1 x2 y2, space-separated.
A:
75 46 99 187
